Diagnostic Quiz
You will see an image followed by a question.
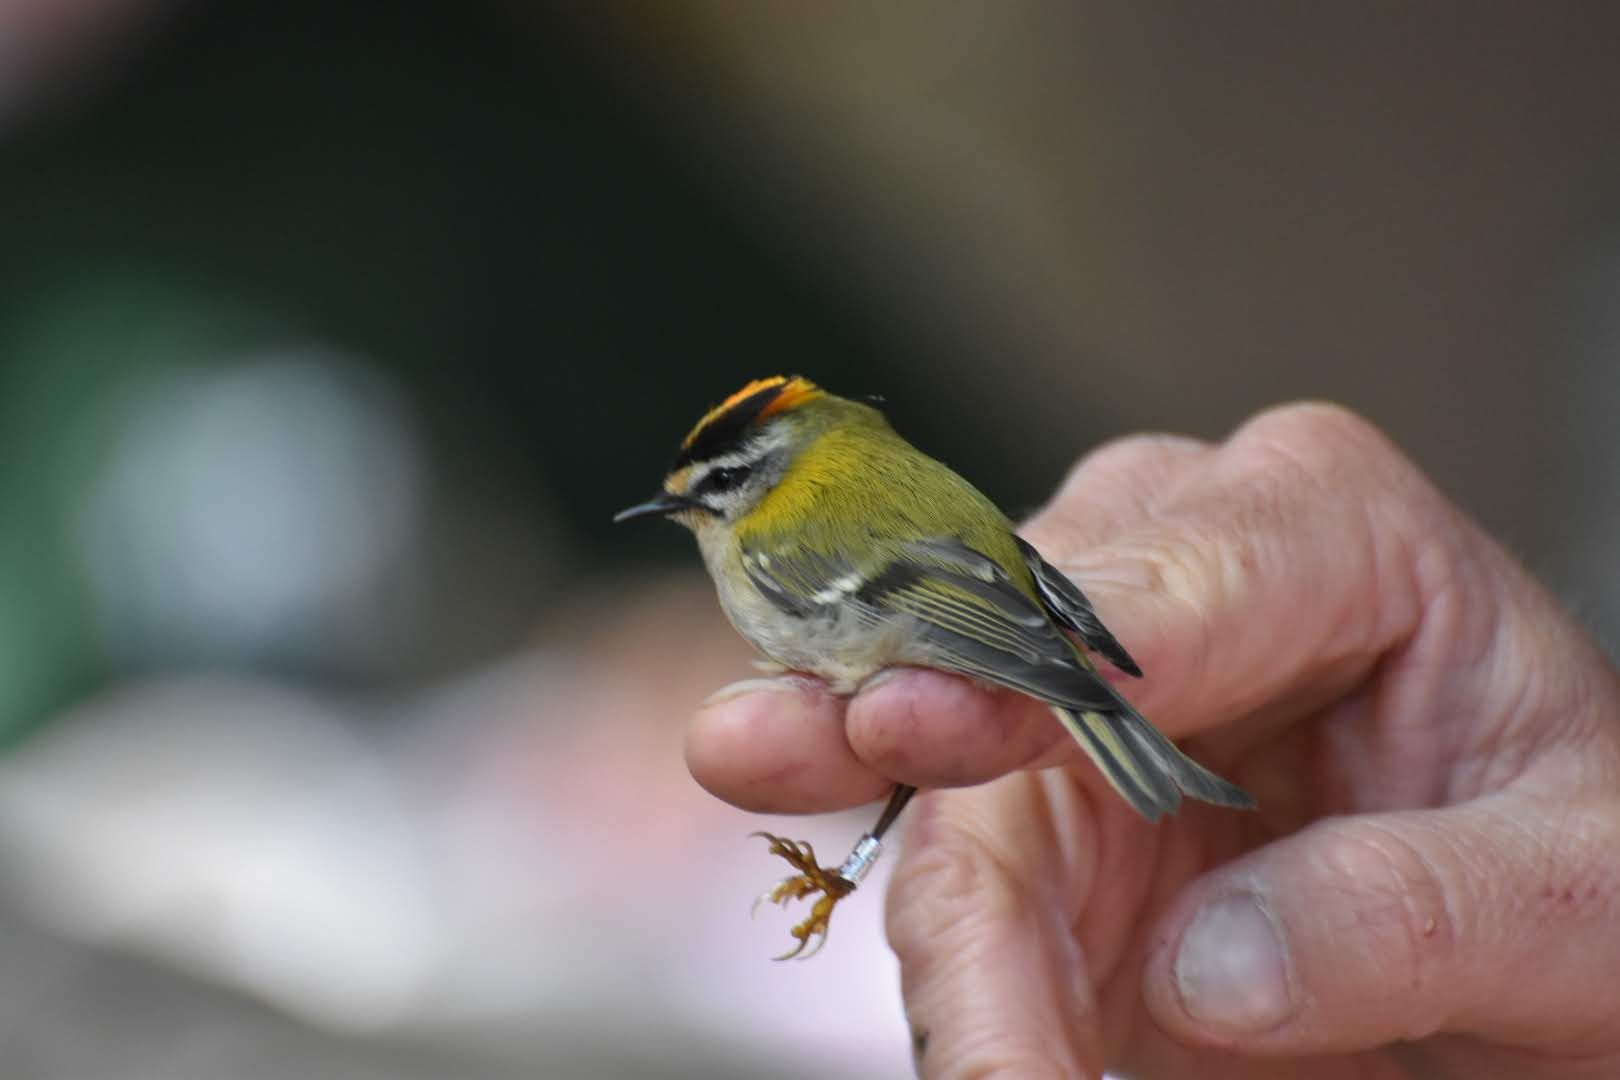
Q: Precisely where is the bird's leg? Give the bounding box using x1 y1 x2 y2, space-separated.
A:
752 784 918 959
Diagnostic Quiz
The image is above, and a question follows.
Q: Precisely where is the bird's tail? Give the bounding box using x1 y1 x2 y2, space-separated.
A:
1054 704 1254 821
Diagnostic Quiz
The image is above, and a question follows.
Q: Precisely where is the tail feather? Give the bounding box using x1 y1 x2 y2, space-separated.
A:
1055 705 1254 821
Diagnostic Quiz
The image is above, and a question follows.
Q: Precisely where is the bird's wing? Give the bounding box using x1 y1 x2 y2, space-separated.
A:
740 535 1120 712
1014 537 1143 677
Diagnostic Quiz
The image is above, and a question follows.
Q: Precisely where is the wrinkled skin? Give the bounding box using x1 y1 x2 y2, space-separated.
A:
687 403 1620 1079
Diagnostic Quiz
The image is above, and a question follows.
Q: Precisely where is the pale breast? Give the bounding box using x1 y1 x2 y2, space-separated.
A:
700 534 914 694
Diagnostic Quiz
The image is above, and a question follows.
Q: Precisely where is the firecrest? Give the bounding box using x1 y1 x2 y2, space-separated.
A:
616 376 1253 957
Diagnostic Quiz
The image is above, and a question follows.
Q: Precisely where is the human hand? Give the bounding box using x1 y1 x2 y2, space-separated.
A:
687 404 1620 1079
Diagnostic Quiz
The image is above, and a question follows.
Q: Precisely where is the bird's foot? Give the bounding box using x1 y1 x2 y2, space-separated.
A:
749 832 856 960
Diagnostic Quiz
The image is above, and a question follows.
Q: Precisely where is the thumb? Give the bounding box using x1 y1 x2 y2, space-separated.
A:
1143 795 1620 1056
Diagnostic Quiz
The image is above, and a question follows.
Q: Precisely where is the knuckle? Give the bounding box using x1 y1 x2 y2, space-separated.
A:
1145 522 1226 596
1225 402 1408 494
1040 433 1211 537
1223 402 1445 629
1307 821 1456 1029
1065 432 1209 487
1234 400 1387 455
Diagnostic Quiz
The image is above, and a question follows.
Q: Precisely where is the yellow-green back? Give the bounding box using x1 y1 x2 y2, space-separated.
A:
736 391 1039 602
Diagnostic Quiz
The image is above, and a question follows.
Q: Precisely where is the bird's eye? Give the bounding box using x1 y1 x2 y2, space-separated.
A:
706 466 747 492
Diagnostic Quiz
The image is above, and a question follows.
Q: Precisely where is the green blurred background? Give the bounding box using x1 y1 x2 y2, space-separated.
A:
3 2 1620 1077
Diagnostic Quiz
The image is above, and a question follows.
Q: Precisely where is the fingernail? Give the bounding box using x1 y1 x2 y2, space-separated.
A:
1175 892 1292 1033
699 677 810 707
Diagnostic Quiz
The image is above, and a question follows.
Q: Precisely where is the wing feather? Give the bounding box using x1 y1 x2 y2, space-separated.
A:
1014 537 1143 677
741 536 1126 713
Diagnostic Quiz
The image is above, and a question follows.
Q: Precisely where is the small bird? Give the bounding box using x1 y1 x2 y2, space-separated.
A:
615 376 1253 957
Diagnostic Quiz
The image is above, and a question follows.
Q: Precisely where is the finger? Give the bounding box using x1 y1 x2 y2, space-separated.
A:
690 670 1078 809
1023 403 1445 738
685 677 889 812
888 777 1103 1078
1037 432 1212 544
844 669 1071 789
1142 794 1620 1056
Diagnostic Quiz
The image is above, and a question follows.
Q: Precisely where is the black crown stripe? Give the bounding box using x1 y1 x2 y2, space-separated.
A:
672 381 788 469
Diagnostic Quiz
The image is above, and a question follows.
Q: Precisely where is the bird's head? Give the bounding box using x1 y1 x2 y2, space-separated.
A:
613 375 852 529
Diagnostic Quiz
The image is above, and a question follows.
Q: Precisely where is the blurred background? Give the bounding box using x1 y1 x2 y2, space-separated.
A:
4 2 1620 1076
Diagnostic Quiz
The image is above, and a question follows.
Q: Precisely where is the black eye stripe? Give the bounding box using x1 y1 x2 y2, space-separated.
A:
699 465 749 494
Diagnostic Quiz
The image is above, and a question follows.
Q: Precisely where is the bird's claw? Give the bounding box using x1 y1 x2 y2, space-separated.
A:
748 831 856 960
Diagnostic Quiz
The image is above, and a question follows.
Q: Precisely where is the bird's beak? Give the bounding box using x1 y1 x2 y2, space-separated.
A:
612 491 699 524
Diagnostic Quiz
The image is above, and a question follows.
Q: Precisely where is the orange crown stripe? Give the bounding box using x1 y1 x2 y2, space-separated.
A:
681 376 821 449
757 375 821 421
